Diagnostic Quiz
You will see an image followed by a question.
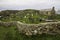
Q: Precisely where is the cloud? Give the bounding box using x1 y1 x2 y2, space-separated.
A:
0 0 60 10
0 0 49 6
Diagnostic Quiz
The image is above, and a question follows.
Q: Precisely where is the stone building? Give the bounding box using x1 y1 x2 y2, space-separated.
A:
39 7 56 20
40 7 56 16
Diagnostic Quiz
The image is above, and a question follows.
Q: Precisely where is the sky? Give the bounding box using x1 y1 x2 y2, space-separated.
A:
0 0 60 10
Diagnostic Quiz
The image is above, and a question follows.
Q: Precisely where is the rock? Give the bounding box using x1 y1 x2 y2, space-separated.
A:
1 21 60 35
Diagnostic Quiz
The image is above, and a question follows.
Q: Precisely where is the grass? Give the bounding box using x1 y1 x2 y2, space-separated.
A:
0 26 60 40
1 13 60 24
0 26 16 40
1 10 60 40
0 13 60 40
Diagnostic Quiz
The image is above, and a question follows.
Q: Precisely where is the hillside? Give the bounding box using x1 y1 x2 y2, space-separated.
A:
0 9 45 23
0 9 60 23
0 9 60 40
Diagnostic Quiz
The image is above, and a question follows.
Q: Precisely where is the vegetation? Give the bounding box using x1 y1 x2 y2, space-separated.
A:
0 26 60 40
0 9 60 23
0 9 60 40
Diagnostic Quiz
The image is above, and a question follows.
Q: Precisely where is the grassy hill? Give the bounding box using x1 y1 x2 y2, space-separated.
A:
0 9 60 23
0 9 60 40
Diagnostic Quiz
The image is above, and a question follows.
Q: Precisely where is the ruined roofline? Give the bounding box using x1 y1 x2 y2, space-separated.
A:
40 7 56 11
40 8 52 11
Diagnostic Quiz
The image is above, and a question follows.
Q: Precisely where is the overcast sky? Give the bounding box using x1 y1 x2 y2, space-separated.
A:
0 0 60 10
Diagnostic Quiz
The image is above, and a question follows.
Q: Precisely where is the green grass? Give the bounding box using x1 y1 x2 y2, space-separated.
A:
0 26 60 40
1 13 60 24
0 10 60 40
0 26 16 40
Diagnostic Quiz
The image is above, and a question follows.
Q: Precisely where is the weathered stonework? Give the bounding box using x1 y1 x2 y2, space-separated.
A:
17 21 60 35
0 21 16 27
0 21 60 35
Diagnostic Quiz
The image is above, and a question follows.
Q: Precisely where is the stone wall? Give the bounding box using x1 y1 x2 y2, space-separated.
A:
0 21 60 35
0 21 17 27
17 21 60 35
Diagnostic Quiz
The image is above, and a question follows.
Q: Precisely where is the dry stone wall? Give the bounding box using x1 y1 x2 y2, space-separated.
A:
0 21 60 35
0 21 17 27
17 21 60 35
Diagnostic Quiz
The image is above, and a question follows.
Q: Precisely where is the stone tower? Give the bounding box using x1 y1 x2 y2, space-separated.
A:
50 7 56 19
51 6 55 15
48 7 56 19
